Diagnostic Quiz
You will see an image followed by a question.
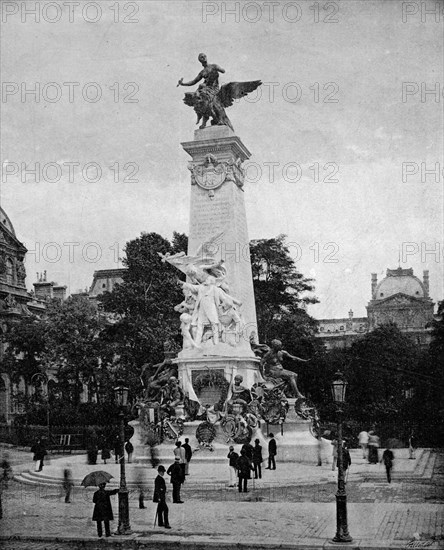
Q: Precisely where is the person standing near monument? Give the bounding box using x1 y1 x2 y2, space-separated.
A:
92 482 119 538
227 445 239 487
167 457 185 504
252 439 263 479
358 429 369 460
173 441 186 479
182 438 193 476
236 449 253 493
266 433 277 470
153 465 171 529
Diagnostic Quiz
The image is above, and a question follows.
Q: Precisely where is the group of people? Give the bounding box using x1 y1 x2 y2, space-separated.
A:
227 433 278 493
88 435 134 466
358 429 381 464
359 429 395 483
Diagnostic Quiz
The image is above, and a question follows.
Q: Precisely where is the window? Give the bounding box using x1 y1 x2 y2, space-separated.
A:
6 259 13 285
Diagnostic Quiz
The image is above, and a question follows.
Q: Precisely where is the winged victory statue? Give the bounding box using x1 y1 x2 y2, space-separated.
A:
177 53 262 131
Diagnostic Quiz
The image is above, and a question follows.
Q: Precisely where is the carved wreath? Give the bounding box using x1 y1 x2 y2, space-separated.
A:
193 370 230 409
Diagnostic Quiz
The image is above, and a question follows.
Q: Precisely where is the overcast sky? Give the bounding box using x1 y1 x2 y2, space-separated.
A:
1 0 443 319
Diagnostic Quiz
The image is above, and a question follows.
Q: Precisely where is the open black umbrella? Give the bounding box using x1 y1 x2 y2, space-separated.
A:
81 471 114 487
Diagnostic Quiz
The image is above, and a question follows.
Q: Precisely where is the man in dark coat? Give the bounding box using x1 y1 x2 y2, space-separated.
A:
252 439 263 479
92 482 118 537
236 449 253 493
381 448 394 483
266 433 277 470
153 465 171 528
167 457 185 503
182 438 193 476
227 445 239 487
241 441 254 463
30 438 47 472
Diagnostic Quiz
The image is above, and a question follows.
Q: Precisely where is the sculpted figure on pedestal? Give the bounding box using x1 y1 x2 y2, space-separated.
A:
141 359 178 402
179 275 242 346
259 339 309 399
177 53 262 131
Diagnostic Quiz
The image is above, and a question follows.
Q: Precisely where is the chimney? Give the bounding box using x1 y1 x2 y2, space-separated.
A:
371 273 378 299
34 279 54 300
53 285 67 302
423 270 429 297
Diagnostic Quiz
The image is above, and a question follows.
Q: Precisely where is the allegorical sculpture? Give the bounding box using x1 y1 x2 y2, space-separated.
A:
159 232 244 350
177 53 262 131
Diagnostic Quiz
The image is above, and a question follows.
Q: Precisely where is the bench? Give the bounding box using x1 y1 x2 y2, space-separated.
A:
48 434 83 454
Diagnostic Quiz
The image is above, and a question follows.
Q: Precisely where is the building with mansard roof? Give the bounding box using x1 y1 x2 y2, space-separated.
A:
316 267 436 350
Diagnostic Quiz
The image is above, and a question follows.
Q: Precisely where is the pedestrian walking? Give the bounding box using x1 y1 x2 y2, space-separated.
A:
153 465 171 529
368 431 380 464
167 457 185 503
87 431 99 465
63 467 74 503
0 452 12 519
135 467 146 509
408 431 416 459
236 449 253 493
358 429 369 459
125 441 134 463
227 445 239 487
92 482 119 537
266 433 277 470
381 448 394 483
101 444 111 465
30 438 47 472
252 439 263 479
182 438 193 476
342 441 352 477
114 435 121 464
331 438 338 471
149 444 159 468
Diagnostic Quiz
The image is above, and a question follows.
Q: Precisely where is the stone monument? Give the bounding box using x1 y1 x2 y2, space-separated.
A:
131 54 326 463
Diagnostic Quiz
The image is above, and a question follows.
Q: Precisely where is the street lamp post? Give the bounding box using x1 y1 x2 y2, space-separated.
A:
114 380 132 535
331 371 353 544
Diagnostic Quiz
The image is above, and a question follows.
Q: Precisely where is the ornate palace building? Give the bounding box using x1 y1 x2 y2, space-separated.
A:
316 267 436 350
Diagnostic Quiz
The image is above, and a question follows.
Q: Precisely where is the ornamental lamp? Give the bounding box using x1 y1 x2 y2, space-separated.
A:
114 380 129 408
331 371 347 404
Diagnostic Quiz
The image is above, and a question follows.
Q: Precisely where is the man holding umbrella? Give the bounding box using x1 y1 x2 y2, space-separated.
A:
82 471 117 538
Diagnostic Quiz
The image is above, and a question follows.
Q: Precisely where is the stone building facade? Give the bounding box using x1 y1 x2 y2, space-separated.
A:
317 267 436 350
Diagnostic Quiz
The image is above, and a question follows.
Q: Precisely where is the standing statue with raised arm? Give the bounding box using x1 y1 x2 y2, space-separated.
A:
177 53 262 131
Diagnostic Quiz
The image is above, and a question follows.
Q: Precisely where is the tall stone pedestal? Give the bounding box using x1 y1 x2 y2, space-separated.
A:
181 125 258 348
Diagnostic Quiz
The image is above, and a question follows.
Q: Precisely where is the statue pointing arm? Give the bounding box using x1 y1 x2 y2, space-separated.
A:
178 53 261 130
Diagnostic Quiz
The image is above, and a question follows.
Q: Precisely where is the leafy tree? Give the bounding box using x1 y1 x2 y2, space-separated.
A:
250 234 318 342
99 232 185 397
345 323 423 436
42 296 108 406
2 315 47 382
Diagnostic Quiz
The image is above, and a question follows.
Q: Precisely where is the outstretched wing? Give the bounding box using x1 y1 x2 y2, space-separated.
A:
218 81 262 108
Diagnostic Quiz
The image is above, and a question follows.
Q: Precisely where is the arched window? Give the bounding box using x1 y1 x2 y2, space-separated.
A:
6 259 13 285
